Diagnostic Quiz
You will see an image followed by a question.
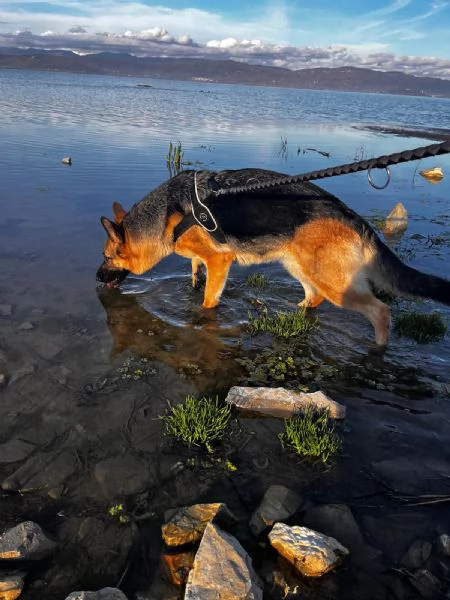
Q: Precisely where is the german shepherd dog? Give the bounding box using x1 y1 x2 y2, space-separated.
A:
97 168 450 345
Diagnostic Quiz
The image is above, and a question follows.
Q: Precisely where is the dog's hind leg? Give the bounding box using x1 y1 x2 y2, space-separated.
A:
341 290 391 345
298 281 325 309
202 254 234 309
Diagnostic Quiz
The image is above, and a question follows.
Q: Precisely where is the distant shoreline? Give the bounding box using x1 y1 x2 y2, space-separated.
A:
354 124 450 141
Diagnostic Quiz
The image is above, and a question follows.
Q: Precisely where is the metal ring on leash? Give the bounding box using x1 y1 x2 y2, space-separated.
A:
367 166 391 190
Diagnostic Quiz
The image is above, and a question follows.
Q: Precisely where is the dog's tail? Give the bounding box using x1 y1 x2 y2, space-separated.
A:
368 235 450 305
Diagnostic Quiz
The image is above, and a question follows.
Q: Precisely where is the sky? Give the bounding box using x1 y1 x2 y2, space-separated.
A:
1 0 450 78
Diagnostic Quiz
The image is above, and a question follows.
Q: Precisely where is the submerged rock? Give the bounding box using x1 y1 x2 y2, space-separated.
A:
0 573 24 600
409 569 441 598
64 588 128 600
303 504 379 564
401 539 432 569
2 449 76 494
184 522 263 599
250 485 303 537
162 503 236 547
0 439 35 465
225 386 346 419
383 202 408 237
0 521 56 560
94 455 153 499
0 305 12 317
268 523 349 577
437 533 450 557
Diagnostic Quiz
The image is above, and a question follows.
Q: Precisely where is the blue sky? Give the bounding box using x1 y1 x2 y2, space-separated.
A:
1 0 449 77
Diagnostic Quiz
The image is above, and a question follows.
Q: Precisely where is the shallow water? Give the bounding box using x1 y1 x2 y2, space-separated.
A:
1 69 450 599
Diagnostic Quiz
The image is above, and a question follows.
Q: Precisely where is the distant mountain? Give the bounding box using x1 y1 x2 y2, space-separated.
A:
1 48 450 98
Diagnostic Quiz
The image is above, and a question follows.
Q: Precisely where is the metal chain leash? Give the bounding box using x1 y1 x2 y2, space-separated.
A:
212 139 450 196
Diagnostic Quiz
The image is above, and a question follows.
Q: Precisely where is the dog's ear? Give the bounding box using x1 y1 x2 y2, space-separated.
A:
112 202 126 225
101 216 124 244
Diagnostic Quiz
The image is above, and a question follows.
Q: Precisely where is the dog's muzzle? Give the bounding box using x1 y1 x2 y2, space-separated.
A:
96 263 130 288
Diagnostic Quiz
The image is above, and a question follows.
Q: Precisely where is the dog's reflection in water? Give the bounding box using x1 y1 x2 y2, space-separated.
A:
97 287 243 387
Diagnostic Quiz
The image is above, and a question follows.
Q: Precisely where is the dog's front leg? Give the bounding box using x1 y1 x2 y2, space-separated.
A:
202 254 234 309
191 257 206 289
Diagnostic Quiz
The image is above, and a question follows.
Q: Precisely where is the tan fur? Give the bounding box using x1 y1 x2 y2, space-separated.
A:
100 209 392 344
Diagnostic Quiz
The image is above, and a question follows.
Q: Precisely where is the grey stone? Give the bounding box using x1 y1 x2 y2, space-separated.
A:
64 588 128 600
410 569 441 599
2 449 76 493
0 439 36 464
401 539 432 569
17 322 34 330
8 365 35 385
0 373 6 388
372 456 447 495
0 305 12 317
0 521 56 560
250 485 303 536
94 456 153 499
185 523 263 599
269 522 349 577
437 534 450 557
226 386 346 419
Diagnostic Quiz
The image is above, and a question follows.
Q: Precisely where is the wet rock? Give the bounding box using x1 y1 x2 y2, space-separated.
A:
371 456 446 495
161 550 195 586
64 589 127 600
225 386 346 419
383 202 408 237
17 322 34 331
0 374 5 388
0 305 12 317
94 456 153 499
269 523 349 577
8 365 35 385
250 485 303 537
0 439 36 464
135 580 180 600
0 521 56 560
2 449 76 494
43 517 137 595
401 539 432 569
437 534 450 557
162 503 236 547
185 522 263 599
0 573 24 600
410 569 441 599
303 504 379 564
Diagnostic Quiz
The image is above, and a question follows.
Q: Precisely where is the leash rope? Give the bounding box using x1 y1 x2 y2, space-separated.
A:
211 140 450 196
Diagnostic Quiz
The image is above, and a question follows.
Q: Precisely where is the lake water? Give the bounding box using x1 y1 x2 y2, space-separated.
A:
1 69 450 599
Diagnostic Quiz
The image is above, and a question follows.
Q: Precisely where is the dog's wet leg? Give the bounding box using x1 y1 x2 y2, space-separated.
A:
202 255 234 309
339 291 391 345
191 258 206 289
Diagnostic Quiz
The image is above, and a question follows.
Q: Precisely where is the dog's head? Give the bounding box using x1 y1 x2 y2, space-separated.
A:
97 202 131 288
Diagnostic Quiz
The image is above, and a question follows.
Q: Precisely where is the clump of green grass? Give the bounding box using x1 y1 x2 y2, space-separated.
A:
160 395 232 453
247 307 318 338
394 311 447 343
279 408 341 464
246 272 269 289
166 141 184 173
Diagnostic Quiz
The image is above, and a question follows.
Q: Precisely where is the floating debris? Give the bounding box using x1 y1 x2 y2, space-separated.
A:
61 157 72 165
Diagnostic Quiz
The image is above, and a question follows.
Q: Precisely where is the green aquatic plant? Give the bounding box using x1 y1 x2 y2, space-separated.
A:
394 311 447 343
247 307 318 338
108 503 130 525
161 395 232 453
279 408 341 464
246 272 269 289
166 141 184 174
